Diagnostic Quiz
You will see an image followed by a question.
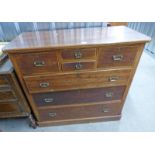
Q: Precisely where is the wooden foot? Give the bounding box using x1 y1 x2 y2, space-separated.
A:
28 114 37 129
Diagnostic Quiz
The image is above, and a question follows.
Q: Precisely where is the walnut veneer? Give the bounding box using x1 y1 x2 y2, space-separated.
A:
3 26 151 126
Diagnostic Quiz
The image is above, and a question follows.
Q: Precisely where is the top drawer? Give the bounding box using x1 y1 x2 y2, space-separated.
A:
98 46 139 68
61 48 96 60
14 52 59 75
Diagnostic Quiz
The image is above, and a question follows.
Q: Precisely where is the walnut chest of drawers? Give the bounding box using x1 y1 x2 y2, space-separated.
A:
3 26 151 126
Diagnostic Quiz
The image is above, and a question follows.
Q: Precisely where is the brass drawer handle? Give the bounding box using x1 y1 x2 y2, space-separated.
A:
105 92 114 98
75 63 83 70
102 108 110 113
48 112 57 118
39 82 49 88
113 55 123 61
109 76 119 82
44 98 54 103
34 61 45 67
74 51 82 59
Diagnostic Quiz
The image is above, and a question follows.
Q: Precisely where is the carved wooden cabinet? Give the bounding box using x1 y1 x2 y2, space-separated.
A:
3 26 150 126
0 59 30 119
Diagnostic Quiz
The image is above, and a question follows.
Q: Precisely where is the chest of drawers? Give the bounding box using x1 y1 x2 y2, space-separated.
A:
3 26 150 127
0 59 30 119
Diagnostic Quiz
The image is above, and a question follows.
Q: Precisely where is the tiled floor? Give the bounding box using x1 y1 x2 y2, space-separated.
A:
0 51 155 132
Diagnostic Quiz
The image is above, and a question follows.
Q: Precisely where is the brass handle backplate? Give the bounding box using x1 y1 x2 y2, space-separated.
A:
44 98 54 103
75 63 83 70
113 55 123 61
102 108 110 113
34 60 45 67
74 51 82 59
48 112 57 118
39 82 49 88
109 76 119 82
105 92 114 98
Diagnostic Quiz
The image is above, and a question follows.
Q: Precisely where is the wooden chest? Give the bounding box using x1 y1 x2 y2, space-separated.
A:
3 26 150 126
0 59 30 118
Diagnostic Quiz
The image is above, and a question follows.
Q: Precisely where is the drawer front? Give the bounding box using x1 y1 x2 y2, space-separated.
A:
61 48 96 60
24 69 131 93
0 102 20 113
33 86 126 107
0 75 8 86
62 61 96 72
0 90 16 101
98 46 138 68
38 102 121 122
14 52 59 75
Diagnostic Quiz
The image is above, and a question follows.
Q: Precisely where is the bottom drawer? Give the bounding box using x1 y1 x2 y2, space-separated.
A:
38 102 121 122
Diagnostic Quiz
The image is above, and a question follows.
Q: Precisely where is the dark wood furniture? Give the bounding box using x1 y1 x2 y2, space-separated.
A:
3 26 151 127
0 59 36 127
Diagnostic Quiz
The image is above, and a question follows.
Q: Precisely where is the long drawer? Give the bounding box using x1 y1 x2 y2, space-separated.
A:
24 69 131 93
33 86 126 107
38 102 121 122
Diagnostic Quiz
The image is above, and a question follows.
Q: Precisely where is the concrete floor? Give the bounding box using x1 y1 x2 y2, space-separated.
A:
0 51 155 132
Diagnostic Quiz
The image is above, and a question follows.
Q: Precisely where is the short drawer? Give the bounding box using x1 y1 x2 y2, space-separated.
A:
14 52 59 75
38 102 121 122
98 46 139 68
61 48 96 60
62 61 96 72
33 86 126 107
0 102 20 113
24 69 131 93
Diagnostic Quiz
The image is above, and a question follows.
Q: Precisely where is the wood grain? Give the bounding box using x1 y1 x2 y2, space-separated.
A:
24 69 131 93
3 26 151 53
3 26 150 126
33 86 126 107
38 102 122 122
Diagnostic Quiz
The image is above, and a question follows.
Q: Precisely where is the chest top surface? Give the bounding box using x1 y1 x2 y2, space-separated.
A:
3 26 151 53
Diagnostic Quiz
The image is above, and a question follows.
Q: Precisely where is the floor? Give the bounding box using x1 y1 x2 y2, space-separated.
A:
0 51 155 132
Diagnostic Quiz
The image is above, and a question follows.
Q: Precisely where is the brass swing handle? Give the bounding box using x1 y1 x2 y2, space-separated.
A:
105 92 114 98
48 112 57 118
39 82 49 88
113 55 123 61
109 76 119 82
74 51 82 59
44 98 54 103
75 63 83 70
34 60 45 67
102 108 110 113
